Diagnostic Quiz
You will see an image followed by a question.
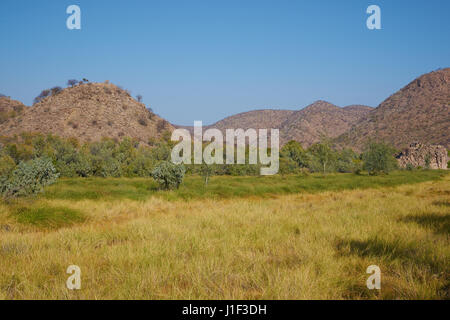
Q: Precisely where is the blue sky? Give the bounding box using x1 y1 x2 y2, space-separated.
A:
0 0 449 125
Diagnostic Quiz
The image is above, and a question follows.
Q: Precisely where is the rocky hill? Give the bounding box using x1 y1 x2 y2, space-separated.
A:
0 82 173 144
279 101 372 146
336 68 450 151
0 97 26 125
175 109 295 136
178 103 372 147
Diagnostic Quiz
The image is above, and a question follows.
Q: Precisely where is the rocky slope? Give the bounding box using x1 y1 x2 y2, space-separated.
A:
396 142 448 169
336 68 450 151
178 103 372 147
279 101 373 146
0 82 173 144
0 97 26 124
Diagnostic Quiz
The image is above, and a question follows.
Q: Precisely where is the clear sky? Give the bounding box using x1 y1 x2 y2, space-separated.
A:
0 0 449 125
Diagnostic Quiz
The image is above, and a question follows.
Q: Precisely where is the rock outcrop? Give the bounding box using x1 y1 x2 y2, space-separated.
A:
396 142 448 169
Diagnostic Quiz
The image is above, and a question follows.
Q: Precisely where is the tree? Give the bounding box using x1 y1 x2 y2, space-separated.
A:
200 162 213 186
67 79 78 87
0 157 59 198
308 140 335 174
151 161 185 190
33 89 51 104
136 94 143 103
281 141 308 168
362 142 398 175
424 153 431 169
50 86 63 95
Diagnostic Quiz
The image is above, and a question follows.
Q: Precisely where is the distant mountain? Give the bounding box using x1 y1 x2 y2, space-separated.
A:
336 68 450 150
175 109 294 134
177 103 372 147
0 96 25 124
279 101 373 146
0 82 173 144
1 69 447 151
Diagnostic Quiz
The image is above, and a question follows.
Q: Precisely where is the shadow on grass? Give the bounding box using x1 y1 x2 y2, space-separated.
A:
432 200 450 207
334 236 449 299
400 213 450 235
334 236 445 273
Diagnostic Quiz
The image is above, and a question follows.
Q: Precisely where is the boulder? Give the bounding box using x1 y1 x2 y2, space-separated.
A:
397 142 448 169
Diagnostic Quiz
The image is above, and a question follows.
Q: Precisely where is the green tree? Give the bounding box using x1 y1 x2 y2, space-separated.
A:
151 161 185 190
281 141 308 168
362 142 398 175
200 162 214 186
0 157 59 198
307 140 336 174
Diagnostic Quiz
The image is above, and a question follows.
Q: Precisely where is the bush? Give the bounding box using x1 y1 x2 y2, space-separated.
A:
362 142 398 175
67 79 78 87
151 161 185 190
0 155 16 177
281 141 309 168
0 157 59 198
405 163 414 171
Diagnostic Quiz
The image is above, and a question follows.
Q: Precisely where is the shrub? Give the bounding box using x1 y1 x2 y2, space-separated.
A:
67 79 78 87
0 155 16 177
281 141 308 168
0 157 59 198
151 161 185 190
157 120 168 133
50 86 63 95
33 89 51 104
200 163 213 186
138 118 148 126
424 153 431 169
405 163 414 171
362 142 398 175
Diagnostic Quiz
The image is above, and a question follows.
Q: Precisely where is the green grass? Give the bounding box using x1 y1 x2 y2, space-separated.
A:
42 170 448 202
0 171 448 299
11 206 85 229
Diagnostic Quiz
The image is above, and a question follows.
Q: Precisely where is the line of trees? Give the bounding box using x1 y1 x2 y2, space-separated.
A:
0 133 401 195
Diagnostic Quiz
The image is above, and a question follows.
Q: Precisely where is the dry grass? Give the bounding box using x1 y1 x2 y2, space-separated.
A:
0 175 449 299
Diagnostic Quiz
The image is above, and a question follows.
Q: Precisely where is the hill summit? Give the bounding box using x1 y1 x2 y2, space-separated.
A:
337 68 450 150
0 82 173 144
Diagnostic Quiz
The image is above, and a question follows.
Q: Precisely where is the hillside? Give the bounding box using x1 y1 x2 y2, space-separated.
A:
0 82 173 144
0 96 26 124
209 109 295 132
178 104 372 147
279 101 373 146
336 68 450 150
175 109 295 136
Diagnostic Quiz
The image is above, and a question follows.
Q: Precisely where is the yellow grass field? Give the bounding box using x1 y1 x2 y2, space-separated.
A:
0 173 449 299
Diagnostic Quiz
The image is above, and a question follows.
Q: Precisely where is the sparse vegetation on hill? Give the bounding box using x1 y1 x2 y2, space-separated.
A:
0 81 174 144
0 97 25 124
280 101 373 147
337 68 450 150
